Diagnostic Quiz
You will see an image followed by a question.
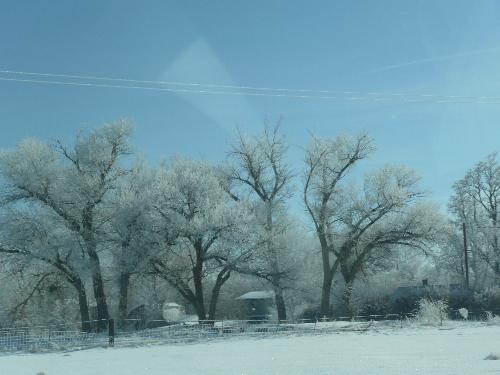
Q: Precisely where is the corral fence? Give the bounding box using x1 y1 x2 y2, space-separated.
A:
1 308 499 353
0 317 382 353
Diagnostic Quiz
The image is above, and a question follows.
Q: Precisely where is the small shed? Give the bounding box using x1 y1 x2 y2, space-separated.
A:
236 291 274 321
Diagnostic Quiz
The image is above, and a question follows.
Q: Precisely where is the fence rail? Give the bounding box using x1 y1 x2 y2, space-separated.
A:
0 328 106 352
1 308 499 353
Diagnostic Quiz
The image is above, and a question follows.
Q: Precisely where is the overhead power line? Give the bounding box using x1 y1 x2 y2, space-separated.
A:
0 76 357 100
1 69 345 93
2 69 500 104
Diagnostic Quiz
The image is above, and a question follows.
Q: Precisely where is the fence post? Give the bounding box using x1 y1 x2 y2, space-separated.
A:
108 319 115 347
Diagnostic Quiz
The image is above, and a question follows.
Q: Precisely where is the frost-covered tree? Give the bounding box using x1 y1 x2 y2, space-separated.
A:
224 123 294 320
151 158 254 320
107 163 159 322
303 133 373 315
449 153 500 281
0 121 133 330
0 206 92 331
0 251 78 327
304 133 443 315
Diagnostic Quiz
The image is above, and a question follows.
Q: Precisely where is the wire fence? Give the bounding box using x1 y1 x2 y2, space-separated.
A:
0 326 107 352
1 308 499 353
0 318 371 353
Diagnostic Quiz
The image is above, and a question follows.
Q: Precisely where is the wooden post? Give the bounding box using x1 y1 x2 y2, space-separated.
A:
108 319 115 347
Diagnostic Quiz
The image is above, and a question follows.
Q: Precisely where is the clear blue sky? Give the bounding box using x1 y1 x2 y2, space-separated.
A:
1 1 500 210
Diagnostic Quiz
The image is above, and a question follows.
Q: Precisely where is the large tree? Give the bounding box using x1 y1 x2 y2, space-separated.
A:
151 158 253 321
303 133 373 316
304 133 443 316
0 206 92 331
224 124 294 321
108 163 159 322
449 153 500 281
0 122 133 330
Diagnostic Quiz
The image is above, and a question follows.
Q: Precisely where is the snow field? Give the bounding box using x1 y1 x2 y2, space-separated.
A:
1 323 500 375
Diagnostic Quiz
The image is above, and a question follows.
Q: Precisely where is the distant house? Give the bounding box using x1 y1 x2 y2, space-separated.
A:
236 291 274 321
391 279 471 313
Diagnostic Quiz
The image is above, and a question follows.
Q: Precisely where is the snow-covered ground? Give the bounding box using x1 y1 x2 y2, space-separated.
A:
1 323 500 375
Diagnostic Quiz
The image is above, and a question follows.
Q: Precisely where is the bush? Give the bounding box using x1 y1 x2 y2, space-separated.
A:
297 306 333 322
484 353 500 360
474 287 500 311
458 307 469 320
485 311 500 325
414 298 448 326
359 298 392 317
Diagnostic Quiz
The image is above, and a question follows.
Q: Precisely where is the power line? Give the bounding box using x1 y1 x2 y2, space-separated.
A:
2 69 500 104
1 69 346 94
4 68 500 101
0 76 348 99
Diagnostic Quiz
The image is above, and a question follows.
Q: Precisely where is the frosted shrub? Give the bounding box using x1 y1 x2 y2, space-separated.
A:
458 307 469 320
474 286 500 310
415 298 448 326
485 311 500 325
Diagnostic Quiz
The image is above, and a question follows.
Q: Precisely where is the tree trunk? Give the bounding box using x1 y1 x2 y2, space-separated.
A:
273 283 287 321
82 209 109 332
208 268 231 321
74 278 91 332
320 269 334 317
192 255 206 321
339 257 357 317
342 281 354 317
194 298 206 321
88 249 109 331
55 262 91 333
118 272 131 324
265 201 288 321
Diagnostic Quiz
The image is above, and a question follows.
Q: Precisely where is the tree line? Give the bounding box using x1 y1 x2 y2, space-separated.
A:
0 121 498 331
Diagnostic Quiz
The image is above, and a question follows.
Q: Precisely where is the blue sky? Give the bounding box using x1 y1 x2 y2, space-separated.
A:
1 1 500 211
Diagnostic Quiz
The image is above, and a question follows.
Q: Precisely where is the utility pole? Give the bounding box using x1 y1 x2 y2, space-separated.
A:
462 222 470 289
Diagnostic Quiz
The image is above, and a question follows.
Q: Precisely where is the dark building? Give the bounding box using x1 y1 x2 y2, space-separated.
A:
236 291 275 321
391 280 471 314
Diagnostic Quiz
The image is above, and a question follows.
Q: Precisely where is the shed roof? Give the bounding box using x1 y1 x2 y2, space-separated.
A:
236 291 274 300
163 302 182 308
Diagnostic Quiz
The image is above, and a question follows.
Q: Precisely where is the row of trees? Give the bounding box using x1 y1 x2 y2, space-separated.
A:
446 153 500 289
0 121 496 331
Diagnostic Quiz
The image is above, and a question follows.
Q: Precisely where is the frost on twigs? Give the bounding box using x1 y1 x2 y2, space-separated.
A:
414 298 449 326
